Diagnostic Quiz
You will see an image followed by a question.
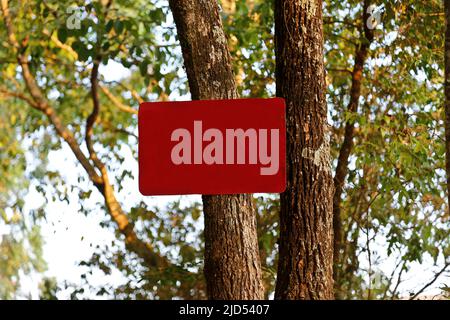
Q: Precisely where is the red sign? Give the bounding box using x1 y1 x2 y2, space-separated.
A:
138 98 286 195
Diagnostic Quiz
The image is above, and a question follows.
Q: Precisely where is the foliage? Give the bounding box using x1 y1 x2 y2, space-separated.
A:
0 224 47 299
324 0 449 299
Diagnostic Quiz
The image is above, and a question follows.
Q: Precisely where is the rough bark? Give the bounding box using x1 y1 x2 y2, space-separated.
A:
332 0 373 294
168 0 264 299
274 0 334 299
444 0 450 219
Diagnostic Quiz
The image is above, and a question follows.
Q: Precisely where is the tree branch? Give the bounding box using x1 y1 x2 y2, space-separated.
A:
102 80 144 104
86 58 105 172
410 262 450 300
42 28 78 60
0 86 39 108
327 68 353 75
99 84 138 115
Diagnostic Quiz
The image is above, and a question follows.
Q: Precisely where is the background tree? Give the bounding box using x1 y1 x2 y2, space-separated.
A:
332 0 374 290
325 0 449 299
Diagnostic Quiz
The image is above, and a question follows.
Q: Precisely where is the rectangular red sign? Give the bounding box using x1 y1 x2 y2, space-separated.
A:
138 98 286 195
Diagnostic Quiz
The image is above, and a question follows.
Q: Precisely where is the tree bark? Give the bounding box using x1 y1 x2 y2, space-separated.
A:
332 0 373 296
169 0 264 299
445 0 450 218
274 0 334 299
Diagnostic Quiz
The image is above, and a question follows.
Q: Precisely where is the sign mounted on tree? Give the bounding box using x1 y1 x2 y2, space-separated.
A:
138 98 286 195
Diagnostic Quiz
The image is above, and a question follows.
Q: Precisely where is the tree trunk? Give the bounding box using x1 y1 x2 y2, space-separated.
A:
168 0 264 299
274 0 334 299
444 0 450 218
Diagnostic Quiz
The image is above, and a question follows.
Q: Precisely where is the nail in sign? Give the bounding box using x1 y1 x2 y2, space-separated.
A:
138 98 286 195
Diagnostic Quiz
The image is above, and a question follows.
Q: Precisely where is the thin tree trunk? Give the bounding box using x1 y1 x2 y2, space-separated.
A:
444 0 450 218
168 0 264 299
332 0 373 296
274 0 334 299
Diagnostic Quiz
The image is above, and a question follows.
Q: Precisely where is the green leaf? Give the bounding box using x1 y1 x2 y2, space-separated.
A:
114 20 124 34
72 41 90 61
139 59 149 76
105 20 114 33
57 27 68 43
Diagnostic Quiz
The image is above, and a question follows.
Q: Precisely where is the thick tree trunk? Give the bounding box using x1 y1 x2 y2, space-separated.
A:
444 0 450 217
168 0 264 299
274 0 334 299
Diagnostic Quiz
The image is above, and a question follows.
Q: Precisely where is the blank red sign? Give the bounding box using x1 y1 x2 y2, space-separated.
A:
138 98 286 195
